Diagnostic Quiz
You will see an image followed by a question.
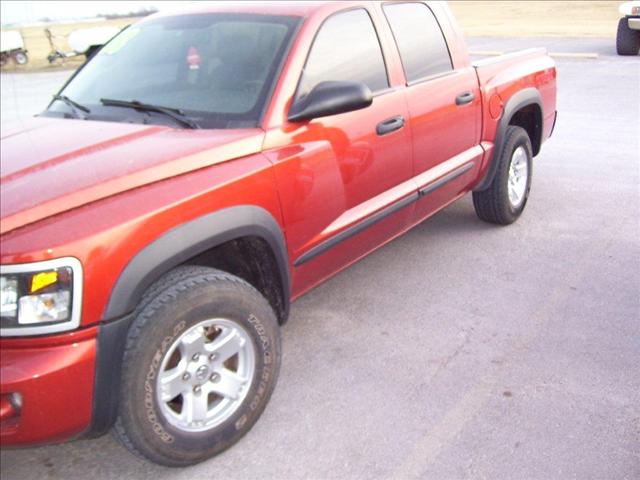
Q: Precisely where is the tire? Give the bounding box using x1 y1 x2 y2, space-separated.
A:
113 266 281 467
13 51 28 65
85 45 100 61
473 126 533 225
617 18 640 56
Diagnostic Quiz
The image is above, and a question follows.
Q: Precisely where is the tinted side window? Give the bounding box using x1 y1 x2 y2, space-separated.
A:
384 3 453 83
297 9 388 99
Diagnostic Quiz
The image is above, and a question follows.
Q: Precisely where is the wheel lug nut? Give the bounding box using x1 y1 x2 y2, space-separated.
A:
192 353 200 361
209 353 217 361
182 373 190 381
210 373 220 383
193 385 202 395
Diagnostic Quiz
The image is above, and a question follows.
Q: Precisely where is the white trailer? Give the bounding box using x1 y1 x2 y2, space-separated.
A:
47 25 121 63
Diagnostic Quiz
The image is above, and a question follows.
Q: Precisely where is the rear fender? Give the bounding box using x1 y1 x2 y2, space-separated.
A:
474 87 543 192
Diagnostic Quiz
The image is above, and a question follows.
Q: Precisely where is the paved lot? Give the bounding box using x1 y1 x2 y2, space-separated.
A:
1 38 639 479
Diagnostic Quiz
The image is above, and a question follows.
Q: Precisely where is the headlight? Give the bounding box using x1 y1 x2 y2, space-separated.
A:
0 257 82 336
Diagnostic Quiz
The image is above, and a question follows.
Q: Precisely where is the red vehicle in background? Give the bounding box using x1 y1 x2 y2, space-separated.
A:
0 1 556 466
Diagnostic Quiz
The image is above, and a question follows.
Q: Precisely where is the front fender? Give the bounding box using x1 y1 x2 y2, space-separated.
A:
103 205 290 320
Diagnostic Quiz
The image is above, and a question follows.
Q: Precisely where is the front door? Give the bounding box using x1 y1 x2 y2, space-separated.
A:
264 7 414 296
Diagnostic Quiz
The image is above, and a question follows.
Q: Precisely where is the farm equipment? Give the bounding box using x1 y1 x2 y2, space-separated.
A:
0 31 28 66
46 26 120 64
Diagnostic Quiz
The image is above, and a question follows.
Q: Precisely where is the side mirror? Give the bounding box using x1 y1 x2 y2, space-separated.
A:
288 81 373 122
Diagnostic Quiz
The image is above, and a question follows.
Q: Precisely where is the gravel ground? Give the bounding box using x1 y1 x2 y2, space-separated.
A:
1 37 639 480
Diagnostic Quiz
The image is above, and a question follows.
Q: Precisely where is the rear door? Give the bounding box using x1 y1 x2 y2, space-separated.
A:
383 2 482 221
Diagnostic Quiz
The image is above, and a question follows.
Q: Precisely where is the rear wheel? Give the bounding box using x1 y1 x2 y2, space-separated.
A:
473 126 533 225
617 17 640 55
113 266 281 466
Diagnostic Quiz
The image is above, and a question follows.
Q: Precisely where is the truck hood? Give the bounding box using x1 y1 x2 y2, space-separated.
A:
0 117 265 235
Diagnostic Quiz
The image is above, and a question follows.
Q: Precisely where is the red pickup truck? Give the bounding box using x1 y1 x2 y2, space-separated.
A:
0 0 556 466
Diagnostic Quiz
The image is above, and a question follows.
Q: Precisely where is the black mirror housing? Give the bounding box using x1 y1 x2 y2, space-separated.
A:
288 81 373 122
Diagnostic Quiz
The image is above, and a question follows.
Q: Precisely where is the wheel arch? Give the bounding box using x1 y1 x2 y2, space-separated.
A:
474 87 543 192
103 205 291 323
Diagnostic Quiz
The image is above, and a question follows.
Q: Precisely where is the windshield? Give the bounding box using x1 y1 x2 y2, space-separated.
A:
46 13 300 129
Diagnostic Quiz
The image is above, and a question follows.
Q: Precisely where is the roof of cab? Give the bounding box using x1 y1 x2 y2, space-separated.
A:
149 1 369 20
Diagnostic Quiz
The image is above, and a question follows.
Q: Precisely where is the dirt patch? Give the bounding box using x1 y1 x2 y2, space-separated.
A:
449 1 620 38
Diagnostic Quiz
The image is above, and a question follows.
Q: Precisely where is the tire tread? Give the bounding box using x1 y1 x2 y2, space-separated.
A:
617 17 640 56
473 125 532 225
112 266 277 467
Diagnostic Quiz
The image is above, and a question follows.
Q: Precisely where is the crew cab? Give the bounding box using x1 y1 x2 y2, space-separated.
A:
0 1 556 466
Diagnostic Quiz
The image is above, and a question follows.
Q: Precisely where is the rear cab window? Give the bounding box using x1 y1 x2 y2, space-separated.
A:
383 2 453 84
296 8 389 100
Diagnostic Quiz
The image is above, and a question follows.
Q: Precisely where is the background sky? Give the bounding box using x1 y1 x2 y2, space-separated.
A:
0 1 185 25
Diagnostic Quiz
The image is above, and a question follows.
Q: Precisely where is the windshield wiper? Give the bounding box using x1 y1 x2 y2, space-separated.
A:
100 98 199 129
52 94 91 118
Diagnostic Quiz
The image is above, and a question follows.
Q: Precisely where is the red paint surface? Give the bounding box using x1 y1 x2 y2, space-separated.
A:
0 331 97 445
0 121 265 234
0 0 557 446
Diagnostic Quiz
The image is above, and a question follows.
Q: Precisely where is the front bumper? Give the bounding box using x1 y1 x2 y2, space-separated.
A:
0 330 97 446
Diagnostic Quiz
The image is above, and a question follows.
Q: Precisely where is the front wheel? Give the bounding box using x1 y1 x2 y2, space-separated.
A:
113 266 281 466
473 126 533 225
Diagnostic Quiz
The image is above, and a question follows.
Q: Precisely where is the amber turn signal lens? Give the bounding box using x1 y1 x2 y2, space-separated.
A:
30 271 58 293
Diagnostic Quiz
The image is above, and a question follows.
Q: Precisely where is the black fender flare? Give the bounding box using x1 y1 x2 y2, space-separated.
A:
103 205 290 320
88 206 290 438
474 87 543 192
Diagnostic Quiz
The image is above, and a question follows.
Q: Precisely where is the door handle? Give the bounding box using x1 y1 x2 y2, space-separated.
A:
376 115 405 136
455 92 475 106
